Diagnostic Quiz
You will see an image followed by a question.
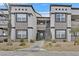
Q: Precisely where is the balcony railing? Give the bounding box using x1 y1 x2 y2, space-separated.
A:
72 21 79 28
0 21 8 28
37 24 46 30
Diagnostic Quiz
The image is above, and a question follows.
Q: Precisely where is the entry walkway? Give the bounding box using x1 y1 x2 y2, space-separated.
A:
18 40 46 51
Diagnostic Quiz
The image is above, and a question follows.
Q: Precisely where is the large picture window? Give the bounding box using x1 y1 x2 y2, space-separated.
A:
55 29 66 39
16 14 28 22
16 30 28 39
55 14 66 22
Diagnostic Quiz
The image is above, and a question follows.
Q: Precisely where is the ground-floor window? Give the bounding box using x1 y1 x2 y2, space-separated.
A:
55 29 66 39
16 30 28 39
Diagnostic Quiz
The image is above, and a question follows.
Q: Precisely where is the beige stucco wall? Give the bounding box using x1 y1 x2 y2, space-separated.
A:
51 6 71 13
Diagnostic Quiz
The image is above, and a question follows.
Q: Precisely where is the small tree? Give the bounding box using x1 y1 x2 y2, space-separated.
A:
70 28 79 40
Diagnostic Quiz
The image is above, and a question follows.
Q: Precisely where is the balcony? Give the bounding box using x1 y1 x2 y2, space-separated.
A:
0 21 8 28
72 21 79 28
37 24 46 30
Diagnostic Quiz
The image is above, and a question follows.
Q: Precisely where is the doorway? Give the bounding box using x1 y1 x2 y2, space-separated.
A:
36 30 45 41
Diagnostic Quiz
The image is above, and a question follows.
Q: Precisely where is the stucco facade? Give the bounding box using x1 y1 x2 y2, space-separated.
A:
0 4 79 42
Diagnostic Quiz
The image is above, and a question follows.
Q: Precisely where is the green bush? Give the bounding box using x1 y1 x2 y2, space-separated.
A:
4 39 8 42
30 40 35 43
52 40 56 43
74 39 79 45
48 42 52 47
20 39 24 42
19 42 26 46
63 39 67 42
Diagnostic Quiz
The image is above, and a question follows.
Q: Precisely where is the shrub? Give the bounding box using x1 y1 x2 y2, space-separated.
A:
20 39 24 42
19 42 26 46
30 39 35 43
4 39 8 42
52 40 56 43
74 39 79 45
48 42 52 47
63 39 67 42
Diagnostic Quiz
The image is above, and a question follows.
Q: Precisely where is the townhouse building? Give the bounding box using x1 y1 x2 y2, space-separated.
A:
0 4 79 42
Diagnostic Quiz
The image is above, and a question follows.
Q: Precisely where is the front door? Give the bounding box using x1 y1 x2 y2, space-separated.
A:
36 30 45 41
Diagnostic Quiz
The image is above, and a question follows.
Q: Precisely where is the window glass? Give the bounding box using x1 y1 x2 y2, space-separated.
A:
16 14 28 22
56 30 66 39
17 30 28 39
56 14 66 22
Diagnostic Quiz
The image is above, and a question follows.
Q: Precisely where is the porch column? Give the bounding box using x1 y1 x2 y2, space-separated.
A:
11 14 16 41
28 28 33 42
50 14 55 40
50 28 55 40
67 28 71 41
67 14 71 41
11 28 16 41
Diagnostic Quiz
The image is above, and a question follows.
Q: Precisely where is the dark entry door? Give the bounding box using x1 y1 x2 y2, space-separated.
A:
36 30 45 41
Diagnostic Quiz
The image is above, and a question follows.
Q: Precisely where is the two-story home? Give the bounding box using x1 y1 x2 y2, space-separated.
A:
0 4 79 42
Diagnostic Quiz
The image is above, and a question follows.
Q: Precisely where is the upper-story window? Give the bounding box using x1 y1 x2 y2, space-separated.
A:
55 8 57 10
55 14 66 22
16 14 28 22
59 8 60 10
25 9 27 11
22 9 24 11
65 9 67 11
18 8 20 10
15 9 17 10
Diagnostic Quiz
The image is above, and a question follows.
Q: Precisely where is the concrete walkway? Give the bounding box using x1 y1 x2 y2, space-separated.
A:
18 40 45 51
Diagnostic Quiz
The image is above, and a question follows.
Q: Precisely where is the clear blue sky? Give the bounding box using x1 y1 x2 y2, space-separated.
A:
0 3 79 12
32 3 79 12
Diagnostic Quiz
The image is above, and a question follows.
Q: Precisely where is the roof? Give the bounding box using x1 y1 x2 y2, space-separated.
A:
50 4 72 7
9 4 41 16
0 9 8 11
72 8 79 10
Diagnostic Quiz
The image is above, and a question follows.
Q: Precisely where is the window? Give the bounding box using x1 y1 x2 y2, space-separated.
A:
15 9 17 10
16 30 28 39
22 9 24 11
18 9 20 10
25 9 27 11
55 29 66 39
59 8 60 10
55 14 66 22
62 8 64 10
72 19 75 21
65 9 67 11
16 14 28 22
55 8 57 10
